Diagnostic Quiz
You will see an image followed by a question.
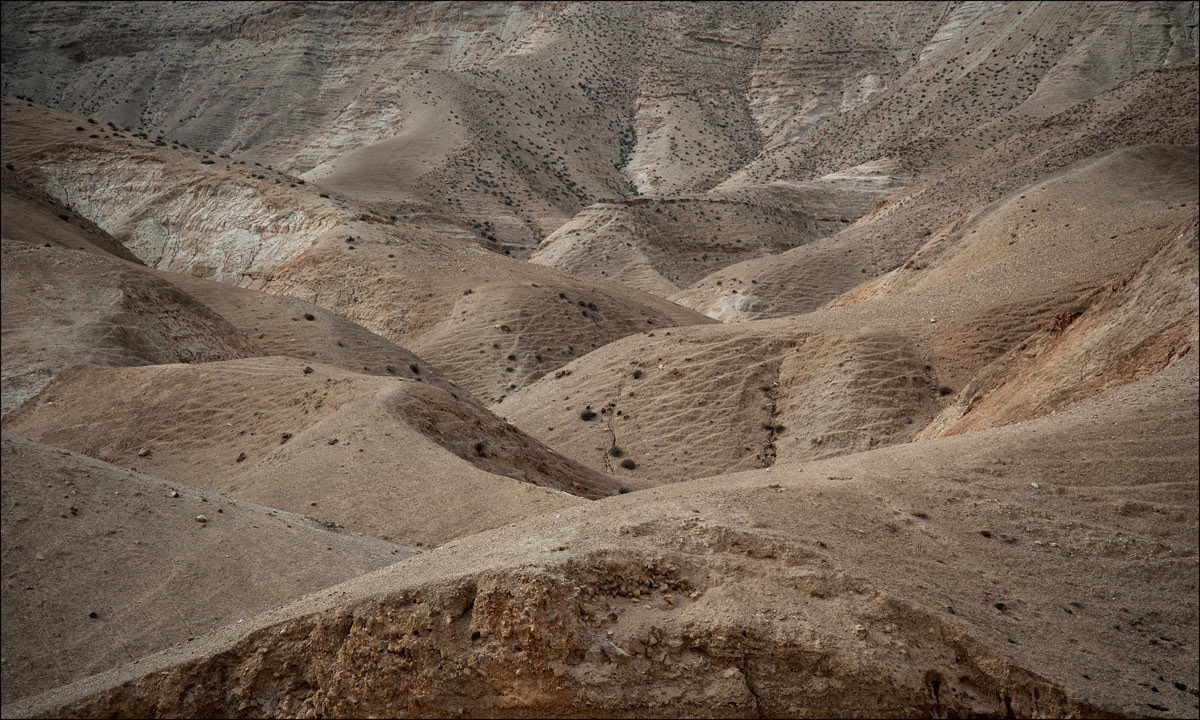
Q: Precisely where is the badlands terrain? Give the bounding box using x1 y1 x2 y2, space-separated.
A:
1 1 1198 717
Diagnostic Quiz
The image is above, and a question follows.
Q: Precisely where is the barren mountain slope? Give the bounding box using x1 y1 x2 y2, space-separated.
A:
1 3 1197 717
1 1 787 251
0 98 714 402
5 3 1192 254
920 214 1199 438
0 432 411 706
530 158 916 299
0 163 469 411
11 355 1197 718
534 11 1198 306
674 59 1200 321
1 357 625 546
528 186 854 298
0 171 255 415
155 270 465 398
497 145 1198 482
725 1 1198 186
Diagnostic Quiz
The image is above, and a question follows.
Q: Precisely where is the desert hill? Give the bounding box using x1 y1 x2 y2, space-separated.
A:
10 353 1197 718
1 98 713 403
2 356 631 546
496 143 1198 482
672 58 1200 321
1 1 1197 717
0 171 255 414
0 163 469 413
5 3 1193 253
0 432 411 705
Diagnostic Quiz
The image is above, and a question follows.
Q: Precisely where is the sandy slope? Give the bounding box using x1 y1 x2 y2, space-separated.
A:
0 172 255 414
0 4 1196 717
10 354 1196 718
1 98 714 403
0 165 466 412
673 59 1200 321
1 357 620 546
0 432 411 706
155 270 464 397
4 3 1192 252
497 144 1198 482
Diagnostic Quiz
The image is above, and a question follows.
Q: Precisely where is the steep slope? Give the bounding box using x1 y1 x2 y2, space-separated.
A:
0 170 255 415
533 5 1198 305
920 215 1199 438
11 355 1197 718
1 98 714 402
1 357 636 545
1 1 780 251
529 188 846 298
673 59 1200 321
5 3 1192 254
0 161 467 412
155 270 464 397
0 432 410 706
726 1 1198 186
498 145 1198 482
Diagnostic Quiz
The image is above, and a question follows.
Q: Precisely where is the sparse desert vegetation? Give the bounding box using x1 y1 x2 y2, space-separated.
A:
1 2 1198 717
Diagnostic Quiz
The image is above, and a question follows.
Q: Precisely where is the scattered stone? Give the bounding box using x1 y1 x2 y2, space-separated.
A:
328 438 338 445
235 452 247 463
303 366 314 374
195 515 208 523
137 447 151 457
599 640 630 662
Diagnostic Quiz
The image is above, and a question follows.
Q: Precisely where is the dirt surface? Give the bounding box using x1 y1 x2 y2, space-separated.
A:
2 357 617 546
8 356 1198 718
1 2 1197 717
0 432 411 705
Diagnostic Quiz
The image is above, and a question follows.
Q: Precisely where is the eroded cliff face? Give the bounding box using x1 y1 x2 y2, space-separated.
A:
34 151 341 285
20 528 1106 719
